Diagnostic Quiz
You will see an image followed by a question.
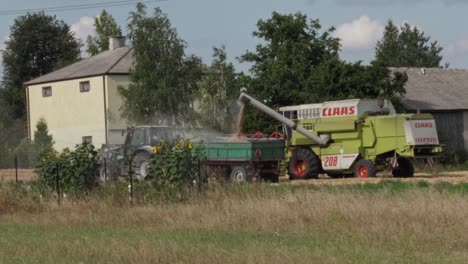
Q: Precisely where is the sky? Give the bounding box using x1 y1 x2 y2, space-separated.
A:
0 0 467 74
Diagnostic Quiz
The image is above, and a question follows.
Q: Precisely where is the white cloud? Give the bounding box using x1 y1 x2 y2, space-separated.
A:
446 35 468 57
334 16 384 51
70 16 95 56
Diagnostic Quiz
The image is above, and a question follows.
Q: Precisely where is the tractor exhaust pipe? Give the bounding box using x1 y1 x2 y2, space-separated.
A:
238 89 328 145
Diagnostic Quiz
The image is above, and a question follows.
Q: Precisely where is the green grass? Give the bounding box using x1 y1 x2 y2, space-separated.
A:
0 223 462 264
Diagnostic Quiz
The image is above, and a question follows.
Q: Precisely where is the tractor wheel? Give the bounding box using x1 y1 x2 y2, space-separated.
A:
354 159 377 178
288 148 320 180
132 152 151 180
230 166 252 183
392 157 414 178
99 158 119 182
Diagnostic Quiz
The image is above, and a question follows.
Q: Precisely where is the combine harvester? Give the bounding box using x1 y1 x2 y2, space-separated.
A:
238 89 443 179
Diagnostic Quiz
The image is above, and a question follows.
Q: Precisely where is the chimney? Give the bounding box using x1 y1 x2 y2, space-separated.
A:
109 36 126 50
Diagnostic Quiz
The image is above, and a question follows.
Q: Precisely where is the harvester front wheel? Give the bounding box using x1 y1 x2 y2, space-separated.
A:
392 157 414 178
354 159 377 178
288 148 320 180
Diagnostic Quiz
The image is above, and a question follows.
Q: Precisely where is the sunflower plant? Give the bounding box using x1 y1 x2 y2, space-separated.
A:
148 139 205 199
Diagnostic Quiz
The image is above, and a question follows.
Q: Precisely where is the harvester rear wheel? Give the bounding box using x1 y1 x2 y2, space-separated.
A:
354 159 377 178
288 148 320 180
392 157 414 178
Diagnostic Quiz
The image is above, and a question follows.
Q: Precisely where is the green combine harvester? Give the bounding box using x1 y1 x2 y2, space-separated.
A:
238 89 443 179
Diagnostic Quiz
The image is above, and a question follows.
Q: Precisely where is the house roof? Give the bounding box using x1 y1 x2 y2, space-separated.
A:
25 46 133 86
394 67 468 111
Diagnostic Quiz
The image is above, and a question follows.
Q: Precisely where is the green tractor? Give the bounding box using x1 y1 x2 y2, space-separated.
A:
99 126 178 181
239 91 443 179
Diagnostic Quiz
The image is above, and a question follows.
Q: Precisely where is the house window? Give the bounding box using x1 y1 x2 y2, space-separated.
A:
80 81 90 92
82 136 92 144
42 86 52 97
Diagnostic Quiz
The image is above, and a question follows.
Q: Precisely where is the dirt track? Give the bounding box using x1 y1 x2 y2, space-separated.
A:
280 171 468 185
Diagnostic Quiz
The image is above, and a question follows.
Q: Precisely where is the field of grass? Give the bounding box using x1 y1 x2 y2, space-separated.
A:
1 181 468 263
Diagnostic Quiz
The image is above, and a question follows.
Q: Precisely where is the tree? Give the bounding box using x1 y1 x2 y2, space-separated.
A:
1 12 81 119
119 4 203 125
239 12 407 133
33 118 54 151
13 118 54 168
195 46 240 132
309 59 408 105
86 10 122 56
375 20 444 67
240 12 340 107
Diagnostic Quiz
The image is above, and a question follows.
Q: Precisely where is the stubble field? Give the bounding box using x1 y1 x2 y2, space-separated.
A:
1 169 468 263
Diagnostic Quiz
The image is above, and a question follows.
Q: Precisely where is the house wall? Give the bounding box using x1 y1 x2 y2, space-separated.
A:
105 75 130 144
28 76 106 150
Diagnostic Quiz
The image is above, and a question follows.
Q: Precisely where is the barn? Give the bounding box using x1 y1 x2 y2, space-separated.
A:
396 68 468 152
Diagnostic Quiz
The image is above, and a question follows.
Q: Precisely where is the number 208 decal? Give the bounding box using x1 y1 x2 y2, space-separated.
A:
324 156 338 167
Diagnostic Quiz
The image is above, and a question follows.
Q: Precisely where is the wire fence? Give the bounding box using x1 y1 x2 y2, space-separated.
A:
0 154 37 182
0 150 208 207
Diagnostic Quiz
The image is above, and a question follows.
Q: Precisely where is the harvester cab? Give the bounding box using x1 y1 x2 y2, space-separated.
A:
239 90 443 180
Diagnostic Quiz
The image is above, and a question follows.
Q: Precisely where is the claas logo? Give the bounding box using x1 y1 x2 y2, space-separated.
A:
414 122 433 128
322 106 356 117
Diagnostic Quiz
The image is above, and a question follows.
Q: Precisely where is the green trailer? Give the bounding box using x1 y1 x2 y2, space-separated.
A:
203 138 285 183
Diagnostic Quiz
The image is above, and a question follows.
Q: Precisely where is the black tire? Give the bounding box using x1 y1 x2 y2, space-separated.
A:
392 157 414 178
230 166 252 183
132 152 151 180
99 158 119 182
353 159 377 178
288 148 320 180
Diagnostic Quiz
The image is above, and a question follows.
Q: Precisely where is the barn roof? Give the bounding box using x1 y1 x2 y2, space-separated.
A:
25 46 133 86
394 67 468 111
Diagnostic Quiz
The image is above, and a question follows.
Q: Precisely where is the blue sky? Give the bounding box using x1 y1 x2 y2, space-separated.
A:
0 0 467 74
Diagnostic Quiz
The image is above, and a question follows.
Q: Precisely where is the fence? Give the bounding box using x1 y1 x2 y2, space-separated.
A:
0 149 207 207
0 153 38 182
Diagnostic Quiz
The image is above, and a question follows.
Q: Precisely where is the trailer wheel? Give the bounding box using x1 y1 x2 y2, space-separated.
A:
230 166 252 183
132 152 151 180
354 159 377 178
288 148 320 180
392 157 414 178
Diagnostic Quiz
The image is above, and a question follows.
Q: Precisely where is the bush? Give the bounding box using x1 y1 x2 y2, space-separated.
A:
439 147 468 166
148 139 206 200
35 144 100 194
